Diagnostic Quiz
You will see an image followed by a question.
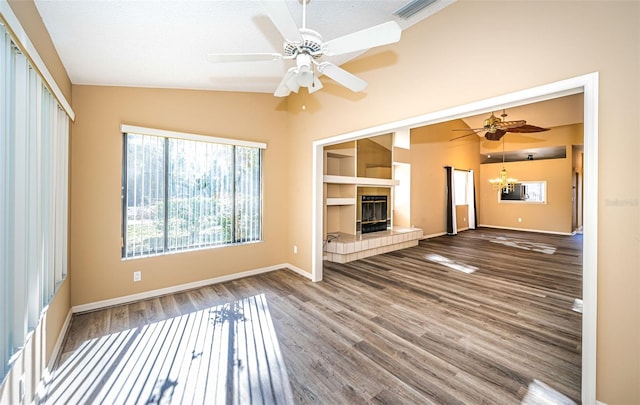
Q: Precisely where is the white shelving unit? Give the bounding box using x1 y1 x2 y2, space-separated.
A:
326 197 357 206
323 135 422 264
323 138 396 237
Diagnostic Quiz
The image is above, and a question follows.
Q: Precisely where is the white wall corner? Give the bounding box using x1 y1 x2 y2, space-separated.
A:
285 263 313 280
32 308 73 402
46 309 73 371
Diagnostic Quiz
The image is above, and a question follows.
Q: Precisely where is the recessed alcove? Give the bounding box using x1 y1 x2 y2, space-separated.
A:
323 133 422 262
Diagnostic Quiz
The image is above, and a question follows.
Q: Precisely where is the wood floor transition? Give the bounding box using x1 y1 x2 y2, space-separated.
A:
43 228 582 404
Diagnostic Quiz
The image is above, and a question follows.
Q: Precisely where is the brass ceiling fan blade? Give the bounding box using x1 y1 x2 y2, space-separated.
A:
449 132 479 141
494 120 526 129
452 128 485 132
505 124 550 133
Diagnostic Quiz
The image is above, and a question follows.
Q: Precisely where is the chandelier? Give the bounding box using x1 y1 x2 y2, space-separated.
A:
489 138 517 193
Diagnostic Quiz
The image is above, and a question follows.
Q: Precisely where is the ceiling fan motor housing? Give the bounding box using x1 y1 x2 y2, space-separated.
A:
283 28 323 58
483 113 501 131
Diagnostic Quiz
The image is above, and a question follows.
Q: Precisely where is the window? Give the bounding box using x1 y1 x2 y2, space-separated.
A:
122 129 263 258
1 22 70 382
454 169 469 205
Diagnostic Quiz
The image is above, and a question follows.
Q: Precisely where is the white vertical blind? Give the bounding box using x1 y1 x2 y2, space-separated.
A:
12 46 28 350
0 20 9 385
123 132 262 258
0 22 70 383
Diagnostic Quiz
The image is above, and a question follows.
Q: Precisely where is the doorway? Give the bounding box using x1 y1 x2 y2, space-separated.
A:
311 73 598 403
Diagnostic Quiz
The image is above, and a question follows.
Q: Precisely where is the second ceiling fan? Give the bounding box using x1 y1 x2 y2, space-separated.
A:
452 110 550 141
207 0 401 97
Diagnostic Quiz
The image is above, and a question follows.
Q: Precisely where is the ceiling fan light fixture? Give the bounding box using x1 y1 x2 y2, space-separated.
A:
295 53 315 87
297 66 314 87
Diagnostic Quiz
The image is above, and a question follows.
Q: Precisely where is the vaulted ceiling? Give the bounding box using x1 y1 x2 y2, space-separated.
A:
33 0 584 132
35 0 453 94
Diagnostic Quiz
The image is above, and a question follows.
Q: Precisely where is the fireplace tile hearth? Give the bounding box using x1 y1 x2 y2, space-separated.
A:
324 227 423 263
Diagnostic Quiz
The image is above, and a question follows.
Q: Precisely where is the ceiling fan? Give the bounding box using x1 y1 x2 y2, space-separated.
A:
207 0 401 97
451 110 550 141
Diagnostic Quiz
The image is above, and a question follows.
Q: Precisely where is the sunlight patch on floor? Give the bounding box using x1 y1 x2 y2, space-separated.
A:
39 294 293 404
425 253 478 274
490 236 557 254
521 379 576 405
572 298 583 314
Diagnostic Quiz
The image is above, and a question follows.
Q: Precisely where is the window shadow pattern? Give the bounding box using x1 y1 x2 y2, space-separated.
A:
39 294 293 405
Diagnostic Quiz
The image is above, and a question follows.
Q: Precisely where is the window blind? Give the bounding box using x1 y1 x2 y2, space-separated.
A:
0 20 70 383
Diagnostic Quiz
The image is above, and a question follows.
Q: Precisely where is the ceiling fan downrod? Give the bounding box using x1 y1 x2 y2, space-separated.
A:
300 0 309 29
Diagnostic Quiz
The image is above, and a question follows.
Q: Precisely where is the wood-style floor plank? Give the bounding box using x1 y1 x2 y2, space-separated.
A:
46 228 582 404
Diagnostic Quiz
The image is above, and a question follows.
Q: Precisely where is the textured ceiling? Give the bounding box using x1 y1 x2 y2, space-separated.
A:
34 0 454 94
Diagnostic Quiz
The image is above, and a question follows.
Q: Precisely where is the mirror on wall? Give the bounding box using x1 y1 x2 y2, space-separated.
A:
499 181 547 203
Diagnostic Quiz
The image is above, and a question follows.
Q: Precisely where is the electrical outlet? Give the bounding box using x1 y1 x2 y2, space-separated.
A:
133 271 141 282
293 245 298 254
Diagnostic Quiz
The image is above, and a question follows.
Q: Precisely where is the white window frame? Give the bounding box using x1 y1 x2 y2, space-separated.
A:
121 125 266 259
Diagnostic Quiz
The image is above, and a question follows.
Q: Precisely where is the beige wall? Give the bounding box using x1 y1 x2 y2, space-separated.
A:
70 85 290 306
285 2 639 402
4 0 639 403
409 119 481 236
480 158 573 233
479 124 582 234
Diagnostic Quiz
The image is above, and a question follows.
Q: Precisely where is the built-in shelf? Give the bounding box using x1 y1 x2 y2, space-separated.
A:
324 136 395 238
326 197 357 206
323 175 399 187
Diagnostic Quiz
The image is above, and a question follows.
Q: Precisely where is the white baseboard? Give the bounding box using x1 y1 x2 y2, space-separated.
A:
477 224 573 236
596 401 607 405
33 308 73 402
72 264 311 314
284 263 312 280
47 309 72 370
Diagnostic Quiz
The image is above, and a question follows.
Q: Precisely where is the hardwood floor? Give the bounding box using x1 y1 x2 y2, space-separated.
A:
45 228 582 404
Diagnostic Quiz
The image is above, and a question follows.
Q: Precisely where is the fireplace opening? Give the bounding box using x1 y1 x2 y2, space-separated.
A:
361 195 388 234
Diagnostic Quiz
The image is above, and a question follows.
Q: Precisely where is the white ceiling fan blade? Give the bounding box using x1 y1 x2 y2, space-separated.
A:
207 53 282 63
318 63 367 92
274 67 299 97
308 76 323 94
260 0 303 44
323 21 401 56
